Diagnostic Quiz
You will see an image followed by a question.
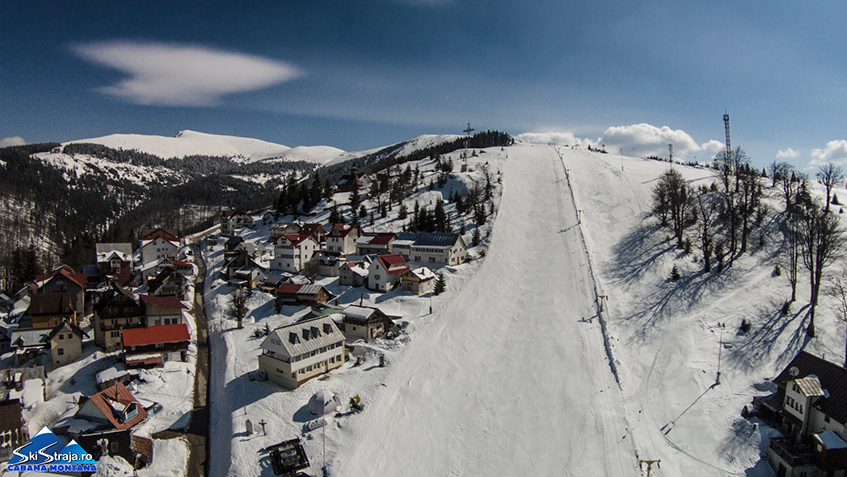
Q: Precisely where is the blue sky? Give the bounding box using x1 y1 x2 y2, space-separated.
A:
3 1 847 168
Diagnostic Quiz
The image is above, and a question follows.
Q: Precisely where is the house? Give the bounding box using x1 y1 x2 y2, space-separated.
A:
236 241 268 260
93 283 145 351
391 232 417 259
155 257 194 277
339 261 369 287
401 267 436 295
269 222 303 242
140 295 186 326
0 399 28 463
355 233 396 256
121 323 190 368
46 320 88 368
139 236 179 267
367 254 410 292
312 250 347 277
258 274 288 294
231 266 267 289
300 223 328 245
275 283 332 307
338 306 397 343
271 234 319 273
258 316 346 389
222 251 264 281
146 267 187 299
9 327 51 366
224 235 245 253
755 351 847 477
26 292 81 328
35 266 86 319
335 167 363 193
326 223 364 254
409 233 469 265
140 228 178 242
96 243 133 286
216 210 254 236
0 293 12 312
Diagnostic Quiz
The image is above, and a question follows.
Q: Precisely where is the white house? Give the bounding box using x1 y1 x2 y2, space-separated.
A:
271 234 319 273
258 316 346 389
218 210 254 236
368 254 410 292
326 223 363 254
409 233 468 265
139 237 179 266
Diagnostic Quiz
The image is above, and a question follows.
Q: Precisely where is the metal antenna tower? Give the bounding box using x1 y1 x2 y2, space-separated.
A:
668 143 673 162
723 111 731 156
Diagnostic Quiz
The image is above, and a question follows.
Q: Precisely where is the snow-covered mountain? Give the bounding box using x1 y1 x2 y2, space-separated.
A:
65 130 346 164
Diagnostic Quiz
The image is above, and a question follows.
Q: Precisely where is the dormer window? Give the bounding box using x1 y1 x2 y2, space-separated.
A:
311 326 321 339
289 332 300 344
323 323 332 334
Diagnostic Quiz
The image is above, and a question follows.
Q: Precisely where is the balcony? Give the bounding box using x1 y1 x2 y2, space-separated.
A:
770 437 815 467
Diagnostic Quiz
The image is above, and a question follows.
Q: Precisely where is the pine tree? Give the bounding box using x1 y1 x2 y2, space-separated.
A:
472 227 481 246
398 203 408 220
434 272 446 295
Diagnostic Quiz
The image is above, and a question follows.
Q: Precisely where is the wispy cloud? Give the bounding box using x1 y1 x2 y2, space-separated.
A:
71 41 303 107
810 140 847 165
518 124 721 161
776 148 800 159
0 136 25 147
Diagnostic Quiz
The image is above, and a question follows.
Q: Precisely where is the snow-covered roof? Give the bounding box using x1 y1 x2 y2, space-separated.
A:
343 306 377 321
261 316 343 359
404 267 436 281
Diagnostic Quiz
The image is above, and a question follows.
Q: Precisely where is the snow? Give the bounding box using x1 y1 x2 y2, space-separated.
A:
94 437 189 476
63 130 345 164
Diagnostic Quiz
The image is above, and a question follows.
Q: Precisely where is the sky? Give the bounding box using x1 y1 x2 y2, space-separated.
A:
3 1 847 169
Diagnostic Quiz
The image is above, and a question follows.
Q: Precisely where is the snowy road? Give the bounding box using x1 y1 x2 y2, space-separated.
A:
337 145 638 476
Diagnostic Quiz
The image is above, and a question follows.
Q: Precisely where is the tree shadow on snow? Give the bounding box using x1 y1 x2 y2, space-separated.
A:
726 300 811 372
609 221 671 288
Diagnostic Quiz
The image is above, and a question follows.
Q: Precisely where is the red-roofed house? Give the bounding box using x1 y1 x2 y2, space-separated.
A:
271 234 319 273
140 295 187 326
37 266 87 319
122 323 190 367
368 254 410 292
326 223 364 254
275 283 332 307
75 382 148 431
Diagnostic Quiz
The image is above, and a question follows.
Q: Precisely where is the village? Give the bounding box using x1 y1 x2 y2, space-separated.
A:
0 149 495 476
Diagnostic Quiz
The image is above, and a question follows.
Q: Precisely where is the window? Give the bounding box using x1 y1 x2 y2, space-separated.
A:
824 415 831 423
110 441 119 453
57 348 64 356
375 274 381 280
111 331 121 338
58 334 64 340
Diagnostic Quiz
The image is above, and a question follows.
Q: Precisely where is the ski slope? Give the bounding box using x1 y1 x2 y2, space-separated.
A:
336 144 637 476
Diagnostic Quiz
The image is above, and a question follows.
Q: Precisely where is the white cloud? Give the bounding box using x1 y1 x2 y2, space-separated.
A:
517 124 721 161
777 148 800 159
72 41 303 107
0 136 25 147
514 131 593 148
810 140 847 166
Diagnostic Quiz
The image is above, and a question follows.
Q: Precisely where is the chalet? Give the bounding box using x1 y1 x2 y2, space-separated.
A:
155 257 194 277
326 223 364 254
93 283 145 351
140 295 186 326
217 210 253 236
46 320 88 368
755 351 847 477
335 167 363 193
26 292 80 328
275 283 332 307
231 266 267 289
338 306 397 343
36 266 87 318
222 252 264 281
122 323 190 368
236 241 268 259
139 236 179 267
368 254 410 292
339 261 369 287
146 267 187 299
355 233 396 256
96 243 134 286
300 223 328 245
269 222 303 241
258 316 346 389
409 233 469 265
259 274 288 294
224 235 245 253
0 399 28 463
401 267 436 295
271 234 319 273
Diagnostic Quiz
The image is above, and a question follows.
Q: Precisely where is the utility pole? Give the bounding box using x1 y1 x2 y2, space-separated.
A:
463 122 474 169
620 148 624 171
639 459 661 477
716 322 725 385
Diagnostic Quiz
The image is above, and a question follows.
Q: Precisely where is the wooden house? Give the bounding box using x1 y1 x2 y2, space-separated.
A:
401 267 436 295
122 323 190 368
275 283 332 307
0 399 28 463
96 243 134 286
140 294 186 326
26 292 80 328
93 283 145 351
338 306 397 343
355 233 396 256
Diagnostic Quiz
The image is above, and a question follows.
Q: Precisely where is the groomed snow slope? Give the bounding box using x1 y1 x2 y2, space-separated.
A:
336 144 637 476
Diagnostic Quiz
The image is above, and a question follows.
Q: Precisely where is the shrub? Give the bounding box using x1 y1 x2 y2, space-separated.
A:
671 265 681 281
781 301 792 315
772 264 782 277
739 318 752 334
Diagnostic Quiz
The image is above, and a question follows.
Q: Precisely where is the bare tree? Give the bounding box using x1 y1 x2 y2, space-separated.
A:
769 161 793 189
778 169 805 212
817 163 845 212
301 258 321 284
826 272 847 367
799 199 845 336
692 185 718 272
652 167 693 248
226 286 252 329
